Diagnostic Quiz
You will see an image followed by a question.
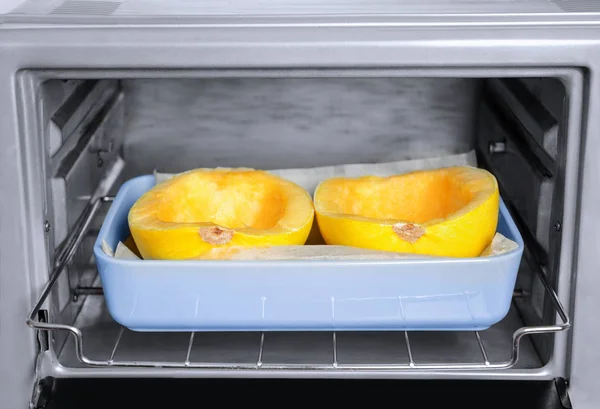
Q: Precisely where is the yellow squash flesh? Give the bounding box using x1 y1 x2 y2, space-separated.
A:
313 166 500 258
128 168 314 260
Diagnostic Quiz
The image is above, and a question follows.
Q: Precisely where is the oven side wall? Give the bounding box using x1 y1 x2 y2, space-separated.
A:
567 61 600 409
0 64 43 408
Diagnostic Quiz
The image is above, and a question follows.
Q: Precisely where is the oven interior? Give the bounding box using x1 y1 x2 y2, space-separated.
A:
27 74 574 382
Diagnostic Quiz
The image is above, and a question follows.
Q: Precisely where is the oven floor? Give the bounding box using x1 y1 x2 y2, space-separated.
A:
55 290 541 375
42 378 570 409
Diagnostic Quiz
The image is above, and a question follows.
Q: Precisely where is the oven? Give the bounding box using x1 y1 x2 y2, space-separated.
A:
1 1 599 408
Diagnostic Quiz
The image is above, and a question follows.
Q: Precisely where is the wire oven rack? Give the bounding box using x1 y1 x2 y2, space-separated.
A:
26 193 571 372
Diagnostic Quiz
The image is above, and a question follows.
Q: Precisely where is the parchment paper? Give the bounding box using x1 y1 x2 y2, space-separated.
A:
103 149 519 260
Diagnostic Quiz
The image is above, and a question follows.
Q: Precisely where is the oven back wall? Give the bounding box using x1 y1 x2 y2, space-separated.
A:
120 78 479 178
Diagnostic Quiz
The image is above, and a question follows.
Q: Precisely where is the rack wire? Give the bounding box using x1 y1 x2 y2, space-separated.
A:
27 193 571 372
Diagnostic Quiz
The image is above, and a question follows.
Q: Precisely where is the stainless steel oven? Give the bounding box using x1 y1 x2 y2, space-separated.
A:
1 1 599 408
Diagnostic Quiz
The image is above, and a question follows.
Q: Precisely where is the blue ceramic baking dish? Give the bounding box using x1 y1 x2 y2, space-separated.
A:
93 174 524 332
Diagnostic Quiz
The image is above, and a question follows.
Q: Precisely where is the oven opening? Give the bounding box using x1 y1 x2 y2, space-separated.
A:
24 73 574 378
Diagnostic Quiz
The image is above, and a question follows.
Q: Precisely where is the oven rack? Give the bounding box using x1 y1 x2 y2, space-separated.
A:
27 193 571 372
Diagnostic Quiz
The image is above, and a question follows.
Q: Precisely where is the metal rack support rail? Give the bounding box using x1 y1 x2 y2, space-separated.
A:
26 194 571 371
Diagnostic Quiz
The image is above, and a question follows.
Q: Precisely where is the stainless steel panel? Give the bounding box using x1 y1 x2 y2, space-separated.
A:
8 0 600 18
47 80 115 159
0 13 591 405
51 87 123 247
478 101 554 254
488 79 560 162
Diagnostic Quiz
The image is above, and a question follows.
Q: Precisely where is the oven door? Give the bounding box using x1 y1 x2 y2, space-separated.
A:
40 378 572 409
